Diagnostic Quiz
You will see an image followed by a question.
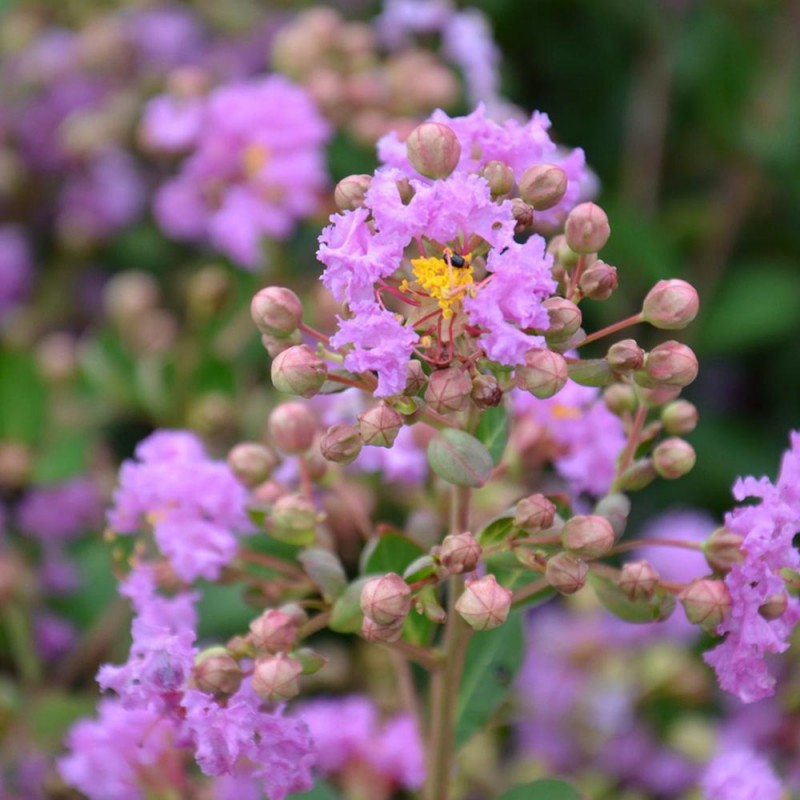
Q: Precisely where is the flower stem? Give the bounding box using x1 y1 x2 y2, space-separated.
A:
578 312 644 347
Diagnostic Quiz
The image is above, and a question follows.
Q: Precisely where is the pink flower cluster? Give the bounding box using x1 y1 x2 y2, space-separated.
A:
61 565 315 800
705 431 800 702
318 108 587 396
108 430 251 582
294 694 425 790
148 75 331 268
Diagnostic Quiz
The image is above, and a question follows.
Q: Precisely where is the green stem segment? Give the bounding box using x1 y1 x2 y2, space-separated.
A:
424 484 474 800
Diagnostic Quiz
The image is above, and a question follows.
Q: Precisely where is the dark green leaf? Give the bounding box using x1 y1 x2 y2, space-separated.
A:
499 778 583 800
478 516 517 547
427 429 493 487
588 571 675 623
475 405 509 465
329 577 372 633
288 780 343 800
455 609 524 748
0 350 47 444
362 533 424 576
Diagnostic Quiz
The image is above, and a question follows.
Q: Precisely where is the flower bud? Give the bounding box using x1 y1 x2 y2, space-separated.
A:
320 423 362 464
543 297 582 341
270 494 319 546
514 493 556 533
548 234 580 268
564 202 610 254
545 552 588 595
703 526 744 573
471 373 502 408
424 367 472 414
661 400 699 435
579 260 618 301
616 458 657 491
406 122 461 179
251 654 302 702
0 442 32 490
271 345 327 399
361 615 404 643
293 646 328 675
594 493 631 537
192 647 242 695
251 286 303 337
334 174 372 210
759 592 788 621
518 164 567 210
618 561 660 601
252 479 287 505
261 329 303 358
561 515 615 559
679 579 731 632
187 265 230 319
455 575 512 631
227 442 279 486
636 341 699 389
479 160 515 197
510 198 534 232
36 332 78 383
642 279 699 330
603 383 637 415
104 270 159 326
607 339 645 372
268 402 317 453
652 437 696 479
358 403 404 447
360 573 412 625
515 349 568 399
249 609 298 653
404 360 426 395
439 532 482 574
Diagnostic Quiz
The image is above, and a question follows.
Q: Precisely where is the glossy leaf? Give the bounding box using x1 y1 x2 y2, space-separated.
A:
455 609 524 748
475 404 509 465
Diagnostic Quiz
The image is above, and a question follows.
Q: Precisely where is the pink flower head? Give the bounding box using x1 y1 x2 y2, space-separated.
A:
377 104 587 225
183 683 315 800
108 430 250 582
317 164 556 396
512 380 626 497
153 76 330 269
294 694 424 790
58 699 181 800
704 431 800 702
701 747 782 800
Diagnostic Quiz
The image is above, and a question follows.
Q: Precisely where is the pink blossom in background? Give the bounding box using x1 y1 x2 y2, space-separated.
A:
108 430 250 582
704 431 800 703
152 76 330 268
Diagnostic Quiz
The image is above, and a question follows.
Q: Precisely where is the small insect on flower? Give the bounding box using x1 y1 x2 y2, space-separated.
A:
443 248 467 268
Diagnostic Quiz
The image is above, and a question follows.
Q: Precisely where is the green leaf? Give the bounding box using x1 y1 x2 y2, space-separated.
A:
588 571 676 624
477 516 517 547
299 548 348 601
475 404 509 465
455 609 524 748
288 779 343 800
499 778 583 800
427 428 493 487
362 533 424 576
0 349 47 444
32 431 90 484
329 577 372 633
696 260 800 354
403 555 436 583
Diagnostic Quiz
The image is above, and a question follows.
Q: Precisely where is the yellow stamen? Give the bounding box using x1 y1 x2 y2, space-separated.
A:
242 143 271 177
551 403 582 420
408 251 474 320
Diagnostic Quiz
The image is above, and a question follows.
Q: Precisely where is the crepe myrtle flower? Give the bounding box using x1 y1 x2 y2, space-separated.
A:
108 430 251 583
318 168 559 396
152 75 330 268
704 431 800 703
